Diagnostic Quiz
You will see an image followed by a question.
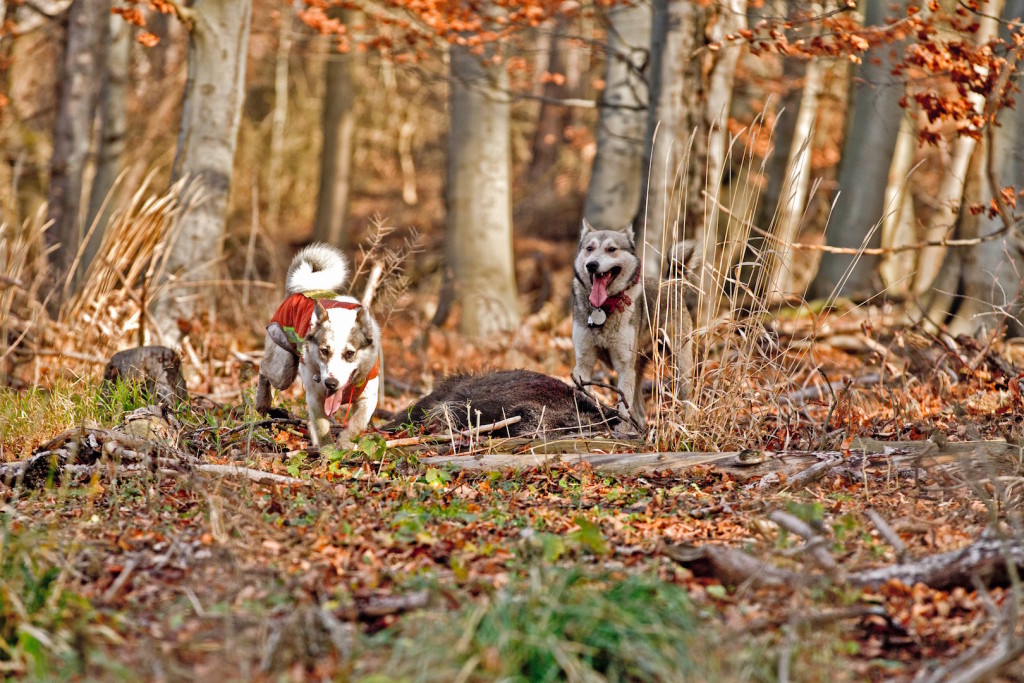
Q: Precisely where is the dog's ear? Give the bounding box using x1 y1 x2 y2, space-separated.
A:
580 217 595 238
313 300 328 324
621 223 635 248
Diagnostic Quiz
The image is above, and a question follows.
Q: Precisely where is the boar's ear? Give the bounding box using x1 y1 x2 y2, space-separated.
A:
621 223 635 248
313 300 328 324
580 217 595 239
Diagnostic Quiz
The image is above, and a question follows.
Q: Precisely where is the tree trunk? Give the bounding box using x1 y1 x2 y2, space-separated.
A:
948 0 1024 337
638 0 704 276
765 58 824 298
810 0 907 299
528 9 575 185
447 38 520 338
46 0 109 305
313 9 356 249
583 1 651 231
154 0 252 346
878 112 918 296
82 11 131 282
912 0 1002 296
697 0 746 326
267 1 295 229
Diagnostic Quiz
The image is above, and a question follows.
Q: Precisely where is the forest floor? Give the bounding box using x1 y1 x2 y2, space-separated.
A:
3 263 1024 681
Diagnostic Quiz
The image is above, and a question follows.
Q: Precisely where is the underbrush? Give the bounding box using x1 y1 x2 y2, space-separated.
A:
0 518 124 679
0 378 156 459
359 566 744 682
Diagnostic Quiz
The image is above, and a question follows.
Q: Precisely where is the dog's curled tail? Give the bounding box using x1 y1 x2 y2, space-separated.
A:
286 243 349 294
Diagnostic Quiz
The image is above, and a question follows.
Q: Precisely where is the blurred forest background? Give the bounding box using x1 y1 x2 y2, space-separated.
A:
3 0 1024 368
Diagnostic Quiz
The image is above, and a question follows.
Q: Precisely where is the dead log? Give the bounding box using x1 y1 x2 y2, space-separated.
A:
666 532 1024 592
661 543 813 588
849 532 1024 590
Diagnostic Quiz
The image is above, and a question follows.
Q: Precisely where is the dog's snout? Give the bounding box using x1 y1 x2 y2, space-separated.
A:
585 261 599 273
324 377 339 393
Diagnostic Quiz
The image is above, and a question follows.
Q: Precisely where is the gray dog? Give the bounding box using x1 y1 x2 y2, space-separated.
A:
571 219 693 429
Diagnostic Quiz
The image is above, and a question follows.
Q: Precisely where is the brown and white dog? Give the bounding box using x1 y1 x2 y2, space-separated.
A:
255 244 381 447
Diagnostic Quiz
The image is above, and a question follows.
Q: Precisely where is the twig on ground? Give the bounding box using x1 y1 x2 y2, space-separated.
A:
769 510 845 582
194 464 307 486
865 508 907 562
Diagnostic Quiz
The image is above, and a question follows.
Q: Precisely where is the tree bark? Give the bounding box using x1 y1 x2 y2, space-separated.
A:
912 0 1002 297
583 1 651 231
878 112 918 296
528 8 576 186
82 11 131 283
154 0 252 345
313 9 356 249
46 0 109 304
697 0 746 326
810 0 907 299
447 35 520 337
765 58 824 298
638 0 704 276
948 0 1024 336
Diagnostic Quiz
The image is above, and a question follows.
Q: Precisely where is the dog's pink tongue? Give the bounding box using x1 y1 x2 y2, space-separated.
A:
324 390 345 417
589 273 612 308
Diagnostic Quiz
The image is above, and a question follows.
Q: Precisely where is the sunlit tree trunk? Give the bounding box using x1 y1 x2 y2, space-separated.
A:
267 1 294 228
154 0 252 345
697 0 745 325
82 12 131 282
949 0 1024 336
583 1 651 231
878 113 918 296
447 35 520 337
765 58 824 298
46 0 109 305
810 0 907 299
913 0 1002 296
313 9 357 248
639 0 704 276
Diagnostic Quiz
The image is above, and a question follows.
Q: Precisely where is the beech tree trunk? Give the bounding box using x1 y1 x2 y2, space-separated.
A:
583 1 651 231
82 12 131 281
810 0 907 299
447 37 520 337
154 0 252 345
638 0 704 276
46 0 109 303
313 10 356 248
912 0 1002 297
528 8 578 186
948 0 1024 336
765 58 824 298
878 113 918 296
697 0 746 325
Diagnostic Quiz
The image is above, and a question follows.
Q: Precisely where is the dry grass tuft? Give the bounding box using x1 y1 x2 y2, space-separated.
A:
648 115 835 452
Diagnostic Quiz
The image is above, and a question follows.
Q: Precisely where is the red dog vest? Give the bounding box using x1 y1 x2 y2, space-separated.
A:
268 292 380 410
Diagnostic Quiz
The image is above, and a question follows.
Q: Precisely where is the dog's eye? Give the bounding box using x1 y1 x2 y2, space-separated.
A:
607 246 617 253
585 245 594 252
320 346 330 357
343 349 356 362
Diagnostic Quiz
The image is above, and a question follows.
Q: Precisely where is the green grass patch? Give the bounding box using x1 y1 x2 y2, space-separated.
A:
361 566 725 682
0 377 162 459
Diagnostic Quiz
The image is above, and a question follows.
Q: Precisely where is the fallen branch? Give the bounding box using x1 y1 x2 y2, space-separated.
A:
668 531 1024 592
194 464 307 486
781 453 844 490
384 415 522 448
769 510 845 582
